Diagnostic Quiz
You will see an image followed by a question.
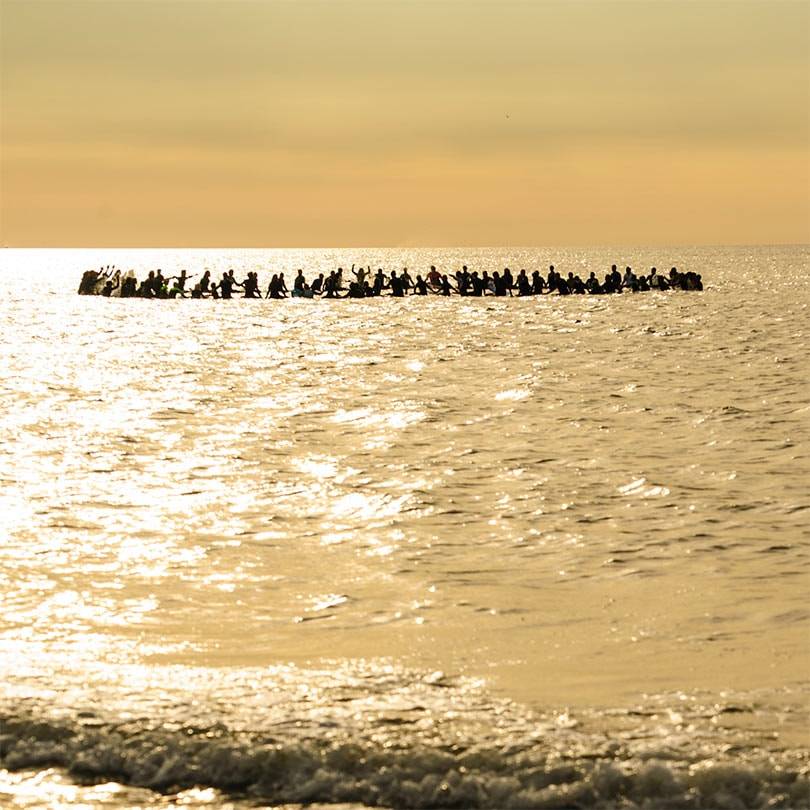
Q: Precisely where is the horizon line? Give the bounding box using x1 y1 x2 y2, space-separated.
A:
2 242 809 251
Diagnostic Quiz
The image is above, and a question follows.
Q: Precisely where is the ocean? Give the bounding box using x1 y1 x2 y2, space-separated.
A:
0 246 808 809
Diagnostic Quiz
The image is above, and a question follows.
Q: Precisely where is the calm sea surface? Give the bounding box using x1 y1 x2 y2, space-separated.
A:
0 246 808 809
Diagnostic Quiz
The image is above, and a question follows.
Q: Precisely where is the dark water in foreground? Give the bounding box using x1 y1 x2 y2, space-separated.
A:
1 246 808 808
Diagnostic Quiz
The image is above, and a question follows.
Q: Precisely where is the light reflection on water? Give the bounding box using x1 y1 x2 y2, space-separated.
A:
0 246 809 807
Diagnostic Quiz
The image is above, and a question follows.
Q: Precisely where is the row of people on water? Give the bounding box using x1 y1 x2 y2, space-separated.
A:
79 263 703 299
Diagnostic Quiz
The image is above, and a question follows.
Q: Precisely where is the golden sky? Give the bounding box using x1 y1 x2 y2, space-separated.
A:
1 0 808 246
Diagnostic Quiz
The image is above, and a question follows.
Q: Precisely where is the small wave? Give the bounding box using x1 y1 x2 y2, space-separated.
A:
617 477 671 498
495 389 531 402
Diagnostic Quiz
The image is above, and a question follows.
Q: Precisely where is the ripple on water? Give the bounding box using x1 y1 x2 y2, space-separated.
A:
1 247 810 805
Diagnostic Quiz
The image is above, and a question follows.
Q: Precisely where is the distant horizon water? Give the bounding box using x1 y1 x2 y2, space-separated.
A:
4 241 810 250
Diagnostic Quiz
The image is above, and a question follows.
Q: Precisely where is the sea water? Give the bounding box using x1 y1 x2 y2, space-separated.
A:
0 246 808 809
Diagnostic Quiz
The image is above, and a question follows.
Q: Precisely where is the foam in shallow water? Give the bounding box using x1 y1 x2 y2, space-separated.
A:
1 660 809 809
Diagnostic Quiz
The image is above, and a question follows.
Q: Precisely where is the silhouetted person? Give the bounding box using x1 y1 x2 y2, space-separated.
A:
502 267 514 295
101 276 120 297
372 269 385 296
516 270 532 296
78 269 100 295
493 272 508 296
243 272 261 298
389 270 405 297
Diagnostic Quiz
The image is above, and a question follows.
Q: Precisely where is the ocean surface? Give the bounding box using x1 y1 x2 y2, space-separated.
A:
0 246 808 809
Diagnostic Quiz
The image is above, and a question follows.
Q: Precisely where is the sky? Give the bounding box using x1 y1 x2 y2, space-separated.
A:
1 0 808 247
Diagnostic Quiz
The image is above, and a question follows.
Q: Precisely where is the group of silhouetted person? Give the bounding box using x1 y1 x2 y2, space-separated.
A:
78 263 703 300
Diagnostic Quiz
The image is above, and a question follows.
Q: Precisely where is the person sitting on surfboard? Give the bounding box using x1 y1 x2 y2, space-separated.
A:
322 271 339 298
502 267 514 294
265 274 279 299
351 264 368 287
389 270 405 297
101 275 120 297
371 269 386 296
242 272 261 298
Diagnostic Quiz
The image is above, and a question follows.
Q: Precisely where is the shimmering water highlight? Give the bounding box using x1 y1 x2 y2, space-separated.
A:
0 246 808 808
